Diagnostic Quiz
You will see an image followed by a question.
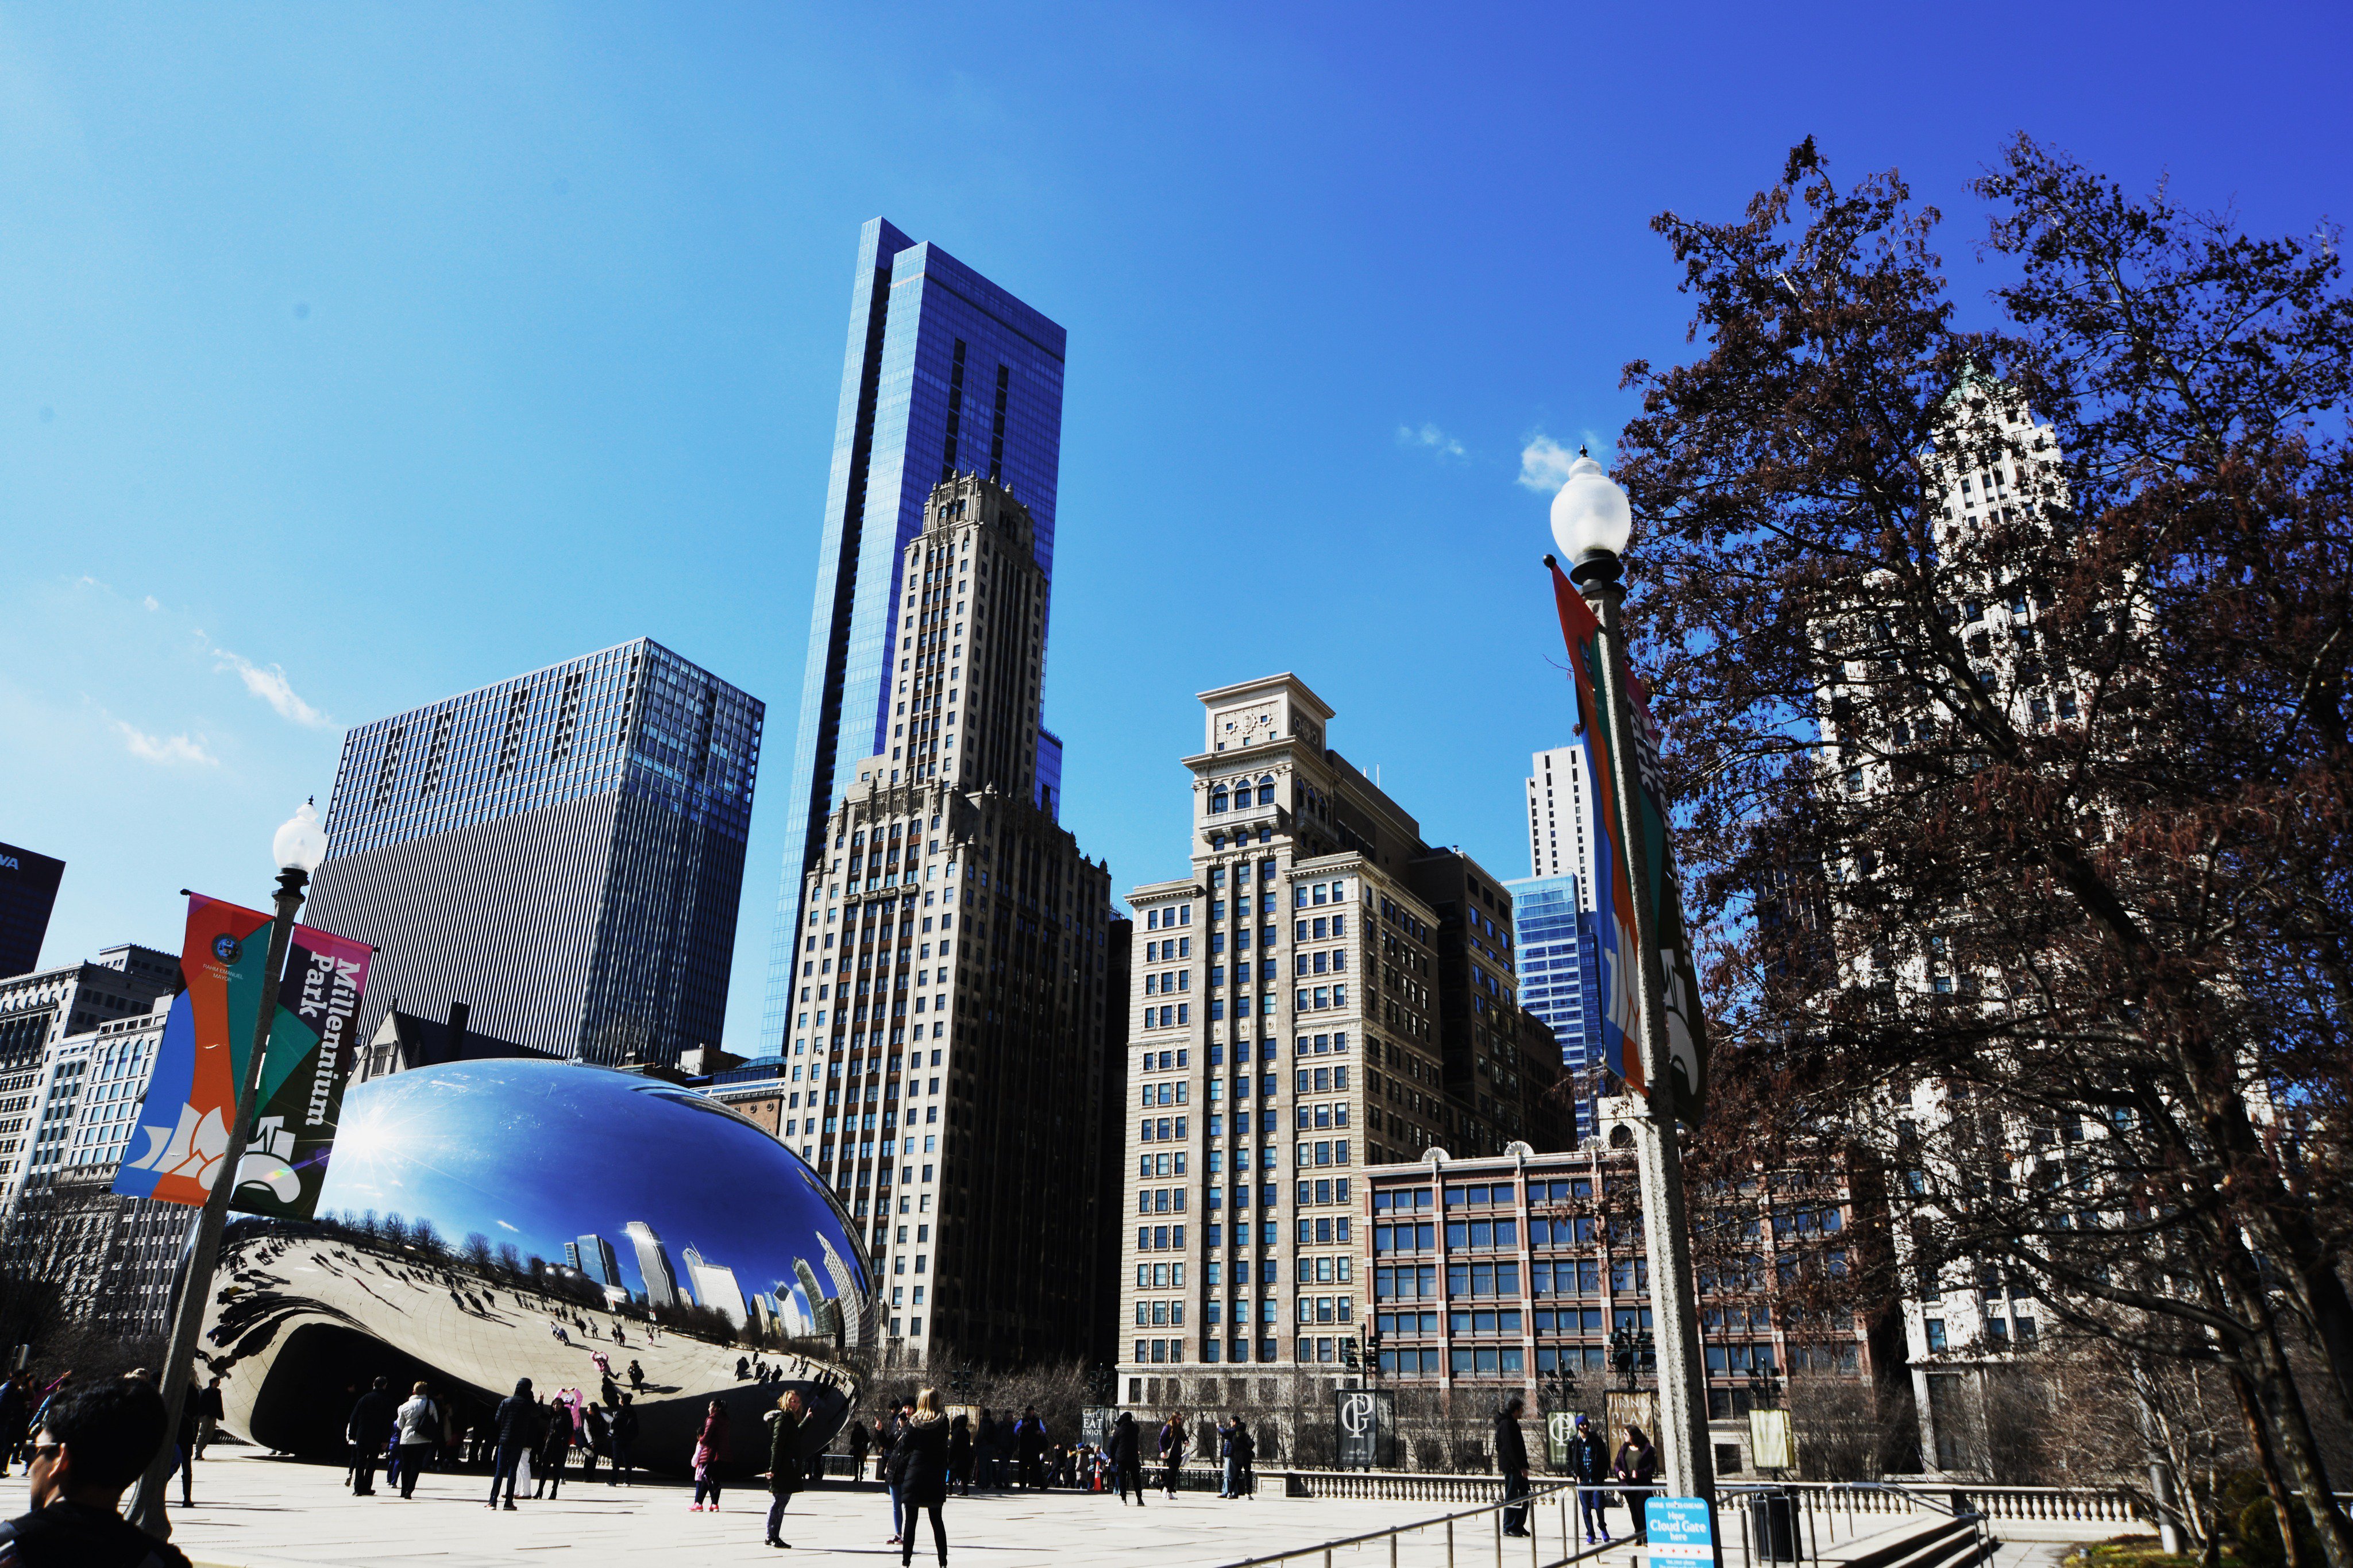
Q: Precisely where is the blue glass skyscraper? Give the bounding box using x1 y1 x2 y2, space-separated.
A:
1508 873 1604 1141
762 219 1067 1048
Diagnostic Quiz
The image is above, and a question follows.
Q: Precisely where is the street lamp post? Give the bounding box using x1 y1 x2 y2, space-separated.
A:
1548 454 1718 1517
130 801 329 1539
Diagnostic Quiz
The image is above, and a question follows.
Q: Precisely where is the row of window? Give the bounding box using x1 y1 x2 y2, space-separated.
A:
1144 905 1191 930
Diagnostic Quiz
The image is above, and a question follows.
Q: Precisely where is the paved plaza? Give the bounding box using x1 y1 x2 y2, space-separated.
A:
3 1448 1536 1568
0 1445 2109 1568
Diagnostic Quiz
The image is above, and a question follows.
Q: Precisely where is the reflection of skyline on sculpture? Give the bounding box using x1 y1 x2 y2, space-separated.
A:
316 1059 870 1345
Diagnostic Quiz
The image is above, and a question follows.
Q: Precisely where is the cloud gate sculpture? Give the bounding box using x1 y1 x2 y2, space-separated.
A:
199 1060 871 1472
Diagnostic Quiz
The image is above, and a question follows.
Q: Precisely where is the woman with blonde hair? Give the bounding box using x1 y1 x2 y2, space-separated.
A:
885 1387 952 1567
759 1389 808 1548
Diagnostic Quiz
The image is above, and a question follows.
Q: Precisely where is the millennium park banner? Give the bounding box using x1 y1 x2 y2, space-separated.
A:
1547 562 1711 1120
114 893 372 1218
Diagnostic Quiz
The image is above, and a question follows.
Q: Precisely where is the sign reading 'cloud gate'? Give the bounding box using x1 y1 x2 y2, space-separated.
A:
199 1059 873 1470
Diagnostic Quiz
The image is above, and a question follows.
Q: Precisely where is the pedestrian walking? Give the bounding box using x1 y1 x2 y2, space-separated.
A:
395 1382 439 1500
692 1398 730 1511
848 1415 871 1481
1013 1404 1047 1490
174 1378 198 1508
1157 1410 1187 1499
581 1403 608 1484
880 1408 905 1543
971 1408 994 1492
761 1389 808 1548
1614 1426 1657 1541
1107 1411 1144 1505
946 1412 973 1496
0 1373 27 1479
886 1388 951 1568
1569 1415 1613 1543
611 1395 639 1485
194 1377 225 1460
1218 1416 1255 1500
533 1396 569 1500
345 1377 396 1496
485 1378 535 1511
1493 1396 1531 1537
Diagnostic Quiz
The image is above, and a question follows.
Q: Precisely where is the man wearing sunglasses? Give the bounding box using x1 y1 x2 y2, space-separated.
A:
0 1377 193 1567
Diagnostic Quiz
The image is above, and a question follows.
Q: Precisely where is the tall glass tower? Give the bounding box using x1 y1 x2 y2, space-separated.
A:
762 219 1067 1048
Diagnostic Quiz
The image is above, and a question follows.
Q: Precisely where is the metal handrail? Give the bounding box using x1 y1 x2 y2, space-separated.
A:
1221 1481 1667 1568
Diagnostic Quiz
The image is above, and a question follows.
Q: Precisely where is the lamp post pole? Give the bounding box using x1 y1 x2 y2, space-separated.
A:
1548 450 1715 1525
1573 549 1716 1511
131 804 325 1539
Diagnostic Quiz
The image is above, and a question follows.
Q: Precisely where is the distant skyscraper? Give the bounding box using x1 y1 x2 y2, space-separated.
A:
1507 874 1603 1141
1524 746 1598 910
306 639 762 1068
1517 745 1605 1139
777 476 1114 1365
763 218 1067 1049
0 843 65 980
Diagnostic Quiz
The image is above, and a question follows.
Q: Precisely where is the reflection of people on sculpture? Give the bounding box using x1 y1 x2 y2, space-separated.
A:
609 1395 638 1485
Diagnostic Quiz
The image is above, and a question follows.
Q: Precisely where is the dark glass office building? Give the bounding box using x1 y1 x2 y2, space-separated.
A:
307 640 762 1067
0 844 65 980
1506 874 1604 1140
762 219 1067 1047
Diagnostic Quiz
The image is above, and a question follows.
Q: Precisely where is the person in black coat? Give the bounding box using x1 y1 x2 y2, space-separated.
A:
1106 1411 1144 1505
1569 1415 1613 1543
887 1388 951 1567
1492 1396 1532 1537
346 1377 396 1496
946 1413 973 1496
761 1390 807 1548
485 1378 535 1509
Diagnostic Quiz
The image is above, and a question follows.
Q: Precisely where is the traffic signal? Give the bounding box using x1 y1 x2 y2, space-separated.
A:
1341 1338 1360 1368
1638 1331 1656 1373
1610 1329 1635 1374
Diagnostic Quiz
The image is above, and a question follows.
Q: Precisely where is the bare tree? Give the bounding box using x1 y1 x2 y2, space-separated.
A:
1613 134 2353 1566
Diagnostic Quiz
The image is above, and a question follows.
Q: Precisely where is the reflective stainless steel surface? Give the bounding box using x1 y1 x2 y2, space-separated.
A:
198 1060 870 1470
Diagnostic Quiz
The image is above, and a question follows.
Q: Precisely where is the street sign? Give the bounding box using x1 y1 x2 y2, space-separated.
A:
1645 1497 1715 1567
1333 1388 1394 1470
1545 1411 1584 1470
1748 1408 1795 1472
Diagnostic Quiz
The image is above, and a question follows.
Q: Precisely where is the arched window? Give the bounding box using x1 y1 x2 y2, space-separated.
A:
1257 777 1276 806
1210 787 1229 813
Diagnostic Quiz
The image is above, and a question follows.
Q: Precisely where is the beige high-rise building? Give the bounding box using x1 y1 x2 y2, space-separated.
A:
1524 744 1598 909
1117 674 1564 1405
782 474 1116 1368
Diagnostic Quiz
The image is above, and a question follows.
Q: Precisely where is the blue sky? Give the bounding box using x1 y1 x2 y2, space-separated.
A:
5 3 2347 1051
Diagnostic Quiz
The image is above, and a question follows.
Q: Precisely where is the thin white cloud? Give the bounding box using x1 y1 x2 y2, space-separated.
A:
142 596 160 612
1397 422 1466 459
208 643 330 728
1518 434 1581 492
113 719 217 766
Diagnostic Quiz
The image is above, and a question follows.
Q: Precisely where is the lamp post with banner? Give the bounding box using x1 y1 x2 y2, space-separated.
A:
130 801 328 1538
1545 451 1718 1532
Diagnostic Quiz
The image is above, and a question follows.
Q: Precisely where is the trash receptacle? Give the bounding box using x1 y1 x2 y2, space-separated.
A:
1748 1490 1800 1562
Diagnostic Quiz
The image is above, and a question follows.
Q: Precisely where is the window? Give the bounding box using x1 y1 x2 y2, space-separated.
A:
1925 1318 1949 1351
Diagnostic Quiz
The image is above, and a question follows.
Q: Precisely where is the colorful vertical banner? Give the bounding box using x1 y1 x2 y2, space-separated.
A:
1548 563 1711 1119
116 894 373 1214
230 925 372 1220
115 895 278 1206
